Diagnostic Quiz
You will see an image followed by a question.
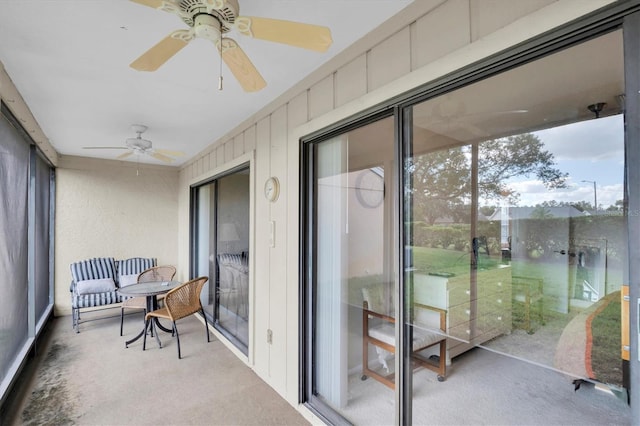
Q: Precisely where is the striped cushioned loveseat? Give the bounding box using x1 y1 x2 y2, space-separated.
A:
70 257 157 332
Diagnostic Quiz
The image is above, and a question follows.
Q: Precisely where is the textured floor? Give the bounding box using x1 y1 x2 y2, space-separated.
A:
2 312 308 426
341 348 631 425
2 311 632 426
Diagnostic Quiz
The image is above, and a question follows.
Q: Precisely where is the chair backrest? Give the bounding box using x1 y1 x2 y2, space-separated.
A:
362 283 395 316
164 277 208 321
138 265 177 283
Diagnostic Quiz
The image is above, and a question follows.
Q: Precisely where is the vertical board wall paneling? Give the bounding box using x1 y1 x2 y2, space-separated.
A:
254 115 272 379
269 104 289 393
367 26 412 91
308 74 335 120
335 54 368 108
285 90 308 401
411 0 472 70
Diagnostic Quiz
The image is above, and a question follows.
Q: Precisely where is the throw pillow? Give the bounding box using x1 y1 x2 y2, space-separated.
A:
119 274 139 287
76 278 116 295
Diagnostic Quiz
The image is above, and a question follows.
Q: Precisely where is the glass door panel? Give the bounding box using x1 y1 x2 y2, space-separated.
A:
407 29 626 422
311 116 396 424
193 167 250 353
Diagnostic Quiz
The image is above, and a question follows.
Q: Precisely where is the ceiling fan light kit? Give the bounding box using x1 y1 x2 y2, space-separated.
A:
193 14 222 41
130 0 333 92
587 102 606 119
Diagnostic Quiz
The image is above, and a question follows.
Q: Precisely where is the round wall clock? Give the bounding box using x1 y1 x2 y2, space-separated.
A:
355 169 384 208
264 176 280 202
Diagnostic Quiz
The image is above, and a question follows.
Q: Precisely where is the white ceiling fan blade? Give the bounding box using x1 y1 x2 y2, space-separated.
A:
155 148 185 157
117 151 134 160
130 29 193 72
151 152 174 163
219 38 266 92
234 16 332 52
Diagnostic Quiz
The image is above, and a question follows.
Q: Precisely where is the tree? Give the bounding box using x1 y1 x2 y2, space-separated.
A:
530 205 554 219
540 200 591 212
606 199 624 212
477 134 568 199
409 133 567 223
410 146 470 224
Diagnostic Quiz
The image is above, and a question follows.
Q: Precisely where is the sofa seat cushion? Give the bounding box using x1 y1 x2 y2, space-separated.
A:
76 278 116 295
369 322 443 350
72 290 125 308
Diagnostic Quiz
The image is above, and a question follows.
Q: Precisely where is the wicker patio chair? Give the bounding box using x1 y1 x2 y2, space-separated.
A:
120 265 176 336
143 276 210 359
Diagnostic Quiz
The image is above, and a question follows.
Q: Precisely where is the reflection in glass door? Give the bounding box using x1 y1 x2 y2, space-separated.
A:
193 167 250 353
406 30 627 423
307 116 397 424
305 25 632 425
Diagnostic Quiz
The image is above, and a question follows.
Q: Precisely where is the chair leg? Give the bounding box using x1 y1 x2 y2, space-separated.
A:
120 308 124 336
437 340 447 382
201 308 210 343
152 319 162 349
74 308 80 333
142 318 150 351
173 322 181 359
146 310 153 337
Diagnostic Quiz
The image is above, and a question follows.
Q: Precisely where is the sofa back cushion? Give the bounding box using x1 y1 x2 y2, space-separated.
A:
118 274 140 287
217 253 244 266
70 257 117 285
116 257 157 287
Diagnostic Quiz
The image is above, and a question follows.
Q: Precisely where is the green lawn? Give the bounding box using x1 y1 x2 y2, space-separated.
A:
411 246 499 276
590 293 623 387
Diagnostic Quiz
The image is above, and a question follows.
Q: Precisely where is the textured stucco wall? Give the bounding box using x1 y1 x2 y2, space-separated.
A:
54 156 179 316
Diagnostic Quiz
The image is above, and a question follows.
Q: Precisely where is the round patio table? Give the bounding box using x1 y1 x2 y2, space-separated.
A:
118 280 181 348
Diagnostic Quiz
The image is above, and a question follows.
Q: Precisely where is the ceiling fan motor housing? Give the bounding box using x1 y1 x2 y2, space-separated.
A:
179 0 239 33
126 137 153 153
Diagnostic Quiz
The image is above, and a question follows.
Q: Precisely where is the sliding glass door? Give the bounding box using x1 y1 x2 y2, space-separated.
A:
193 166 250 353
305 116 396 424
304 22 634 425
404 29 627 422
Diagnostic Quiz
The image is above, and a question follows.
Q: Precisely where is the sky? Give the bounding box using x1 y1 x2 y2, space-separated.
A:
503 115 624 209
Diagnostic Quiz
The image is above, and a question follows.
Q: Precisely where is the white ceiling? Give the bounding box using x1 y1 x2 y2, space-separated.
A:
0 0 413 166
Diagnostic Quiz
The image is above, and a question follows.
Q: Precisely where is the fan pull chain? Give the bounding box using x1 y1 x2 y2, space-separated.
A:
218 40 223 91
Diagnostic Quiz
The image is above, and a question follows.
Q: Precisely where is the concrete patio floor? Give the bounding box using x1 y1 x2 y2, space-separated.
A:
2 312 308 425
1 308 633 425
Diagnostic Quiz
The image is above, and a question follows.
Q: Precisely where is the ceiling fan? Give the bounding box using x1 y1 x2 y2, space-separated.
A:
129 0 333 92
83 124 185 163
